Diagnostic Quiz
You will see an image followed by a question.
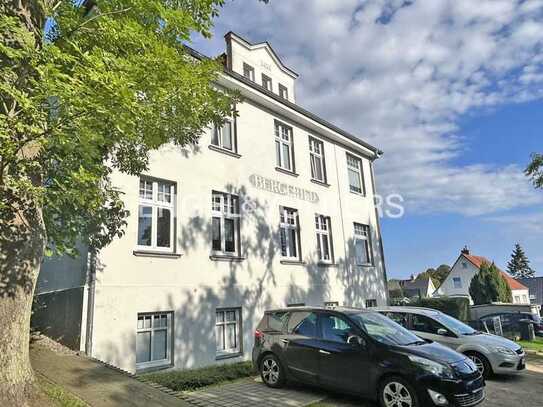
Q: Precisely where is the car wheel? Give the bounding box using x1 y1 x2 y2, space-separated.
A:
466 352 492 378
379 376 419 407
260 354 285 388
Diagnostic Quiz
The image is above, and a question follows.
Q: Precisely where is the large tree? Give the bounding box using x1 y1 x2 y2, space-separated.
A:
0 1 239 404
526 153 543 189
469 262 513 305
507 243 535 278
417 264 450 288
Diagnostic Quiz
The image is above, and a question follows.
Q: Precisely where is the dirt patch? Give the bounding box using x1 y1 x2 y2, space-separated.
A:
30 333 79 356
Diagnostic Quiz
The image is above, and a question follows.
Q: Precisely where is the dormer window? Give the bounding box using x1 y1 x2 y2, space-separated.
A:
262 74 272 91
243 63 255 81
279 84 288 100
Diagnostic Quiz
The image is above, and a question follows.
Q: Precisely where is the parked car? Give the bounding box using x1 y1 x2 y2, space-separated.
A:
375 306 525 378
253 306 485 407
479 312 543 337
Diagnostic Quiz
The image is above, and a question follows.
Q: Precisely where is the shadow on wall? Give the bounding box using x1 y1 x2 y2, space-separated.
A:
95 182 386 371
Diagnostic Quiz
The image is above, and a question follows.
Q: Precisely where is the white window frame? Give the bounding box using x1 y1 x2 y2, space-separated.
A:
346 153 365 195
275 121 294 172
309 136 326 183
354 223 372 266
211 119 236 152
215 308 242 358
514 295 521 303
365 299 377 308
453 277 462 289
136 312 172 370
315 214 332 263
324 301 339 308
137 178 176 252
279 84 288 100
262 73 272 91
211 192 240 256
280 207 300 260
243 63 255 81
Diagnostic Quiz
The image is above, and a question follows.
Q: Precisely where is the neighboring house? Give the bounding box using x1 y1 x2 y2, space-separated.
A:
389 276 436 298
516 276 543 306
434 248 529 304
33 32 388 374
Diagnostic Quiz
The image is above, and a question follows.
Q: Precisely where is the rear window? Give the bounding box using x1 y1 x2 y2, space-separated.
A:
258 311 288 333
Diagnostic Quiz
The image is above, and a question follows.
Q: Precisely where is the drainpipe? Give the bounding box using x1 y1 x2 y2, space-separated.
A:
85 249 96 357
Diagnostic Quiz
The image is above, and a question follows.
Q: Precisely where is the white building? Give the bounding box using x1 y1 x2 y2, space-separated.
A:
34 32 388 374
435 248 529 304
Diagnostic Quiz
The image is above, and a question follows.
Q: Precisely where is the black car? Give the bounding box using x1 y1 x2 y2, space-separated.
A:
479 312 543 337
253 307 485 407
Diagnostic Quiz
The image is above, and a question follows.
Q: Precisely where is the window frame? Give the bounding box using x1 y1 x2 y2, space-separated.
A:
346 153 366 195
275 121 295 172
279 206 301 260
315 214 333 263
452 277 462 288
354 223 373 266
136 312 173 370
137 178 176 253
211 119 237 153
309 136 327 183
215 307 243 359
211 191 241 257
279 84 289 100
262 73 273 91
365 299 377 308
243 63 255 81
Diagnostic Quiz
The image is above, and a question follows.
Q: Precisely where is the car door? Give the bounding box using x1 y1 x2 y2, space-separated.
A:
315 312 373 395
410 314 460 350
279 311 320 384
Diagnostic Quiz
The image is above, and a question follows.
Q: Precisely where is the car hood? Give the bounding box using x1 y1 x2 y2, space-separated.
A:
459 332 521 350
397 341 465 364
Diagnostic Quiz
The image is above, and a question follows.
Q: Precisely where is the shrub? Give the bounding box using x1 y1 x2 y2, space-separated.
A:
143 361 256 392
469 262 512 305
411 297 471 321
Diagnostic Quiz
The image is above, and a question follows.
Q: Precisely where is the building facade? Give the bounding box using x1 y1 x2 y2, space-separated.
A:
34 32 388 373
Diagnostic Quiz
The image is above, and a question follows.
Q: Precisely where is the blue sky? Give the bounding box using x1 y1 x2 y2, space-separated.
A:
191 0 543 278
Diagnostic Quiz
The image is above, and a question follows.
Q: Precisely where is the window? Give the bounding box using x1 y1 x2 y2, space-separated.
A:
262 74 272 91
384 312 409 328
216 308 242 357
275 121 294 172
243 63 255 81
136 313 172 369
211 192 240 255
411 314 448 335
346 153 365 195
211 120 235 152
137 178 175 251
354 223 372 266
365 299 377 308
462 262 468 269
319 313 357 343
324 301 339 308
279 84 288 100
309 137 326 183
280 207 300 259
315 215 333 262
514 295 520 303
453 277 462 288
287 312 317 337
522 295 528 303
259 311 288 333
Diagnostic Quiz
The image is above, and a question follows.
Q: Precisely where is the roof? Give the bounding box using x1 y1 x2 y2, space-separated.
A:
182 45 383 158
463 254 529 291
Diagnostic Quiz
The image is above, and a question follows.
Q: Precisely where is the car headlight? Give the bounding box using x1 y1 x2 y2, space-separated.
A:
408 355 456 379
494 346 516 356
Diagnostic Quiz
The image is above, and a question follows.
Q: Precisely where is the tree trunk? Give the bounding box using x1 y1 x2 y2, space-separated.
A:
0 203 46 406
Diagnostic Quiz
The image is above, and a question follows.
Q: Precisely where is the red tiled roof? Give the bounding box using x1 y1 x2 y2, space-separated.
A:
463 254 528 291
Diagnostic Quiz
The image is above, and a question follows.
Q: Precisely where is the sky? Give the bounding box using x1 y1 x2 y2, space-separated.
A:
190 0 543 278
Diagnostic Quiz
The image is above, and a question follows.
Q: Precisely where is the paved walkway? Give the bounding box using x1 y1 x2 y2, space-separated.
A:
30 338 185 407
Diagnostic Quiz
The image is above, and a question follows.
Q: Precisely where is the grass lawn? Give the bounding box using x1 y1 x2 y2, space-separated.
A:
37 374 88 407
518 338 543 352
143 361 256 392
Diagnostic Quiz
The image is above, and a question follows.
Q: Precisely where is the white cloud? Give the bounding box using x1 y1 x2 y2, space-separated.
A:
198 0 543 215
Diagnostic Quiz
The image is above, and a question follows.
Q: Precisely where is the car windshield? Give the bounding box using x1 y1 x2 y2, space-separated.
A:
350 312 423 346
433 313 477 335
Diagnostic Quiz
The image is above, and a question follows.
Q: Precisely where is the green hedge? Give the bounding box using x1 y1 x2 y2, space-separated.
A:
143 361 256 392
410 297 471 321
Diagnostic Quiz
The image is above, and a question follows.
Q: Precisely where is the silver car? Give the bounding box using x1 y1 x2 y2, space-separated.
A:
376 306 526 378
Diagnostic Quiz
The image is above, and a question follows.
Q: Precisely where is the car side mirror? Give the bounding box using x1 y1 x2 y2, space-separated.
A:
347 335 366 348
437 328 448 336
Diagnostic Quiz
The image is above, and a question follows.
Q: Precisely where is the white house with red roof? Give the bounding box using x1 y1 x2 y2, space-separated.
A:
434 247 530 304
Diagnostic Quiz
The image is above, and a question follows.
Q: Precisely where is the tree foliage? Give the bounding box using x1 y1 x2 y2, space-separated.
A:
1 0 238 256
417 264 450 288
507 243 535 278
469 262 513 305
526 152 543 189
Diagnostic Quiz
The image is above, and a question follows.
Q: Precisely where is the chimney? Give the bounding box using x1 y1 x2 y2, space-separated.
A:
461 246 470 255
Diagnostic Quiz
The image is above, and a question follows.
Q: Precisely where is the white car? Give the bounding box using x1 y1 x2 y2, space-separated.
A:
376 306 526 378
